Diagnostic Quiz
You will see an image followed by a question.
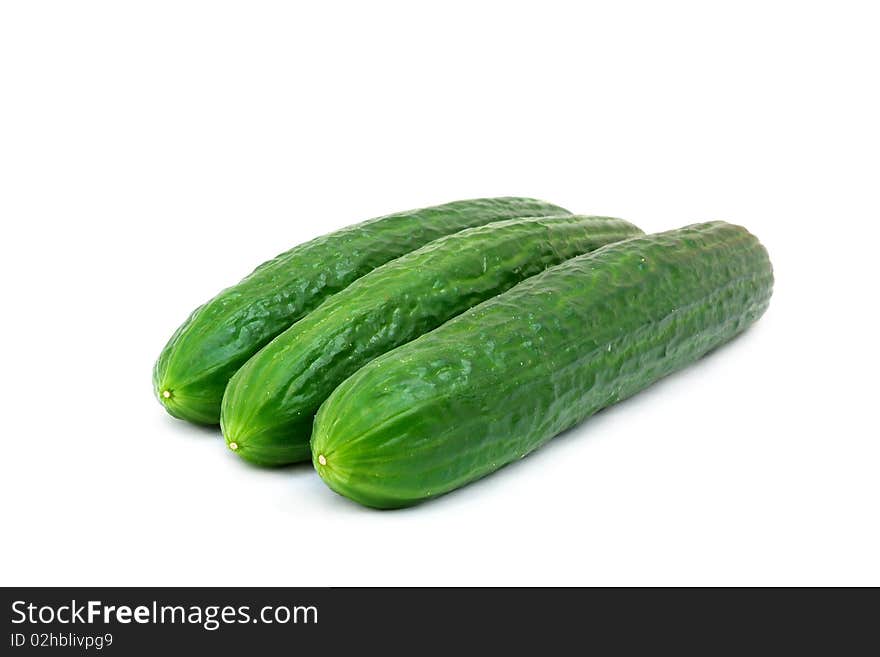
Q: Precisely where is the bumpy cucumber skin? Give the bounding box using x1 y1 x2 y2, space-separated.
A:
311 222 774 509
153 197 570 424
221 215 643 465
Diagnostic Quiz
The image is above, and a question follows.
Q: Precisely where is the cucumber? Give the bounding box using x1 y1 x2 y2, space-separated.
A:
221 215 643 465
311 222 774 508
153 197 570 424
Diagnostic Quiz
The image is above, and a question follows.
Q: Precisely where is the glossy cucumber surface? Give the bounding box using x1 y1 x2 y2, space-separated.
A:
311 222 774 508
153 197 570 424
221 215 642 465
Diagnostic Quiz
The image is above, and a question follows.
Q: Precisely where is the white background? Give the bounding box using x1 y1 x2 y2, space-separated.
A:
1 1 878 586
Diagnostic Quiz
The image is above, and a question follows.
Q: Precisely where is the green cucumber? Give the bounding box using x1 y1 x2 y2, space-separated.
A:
221 215 642 465
153 197 570 424
311 222 774 508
